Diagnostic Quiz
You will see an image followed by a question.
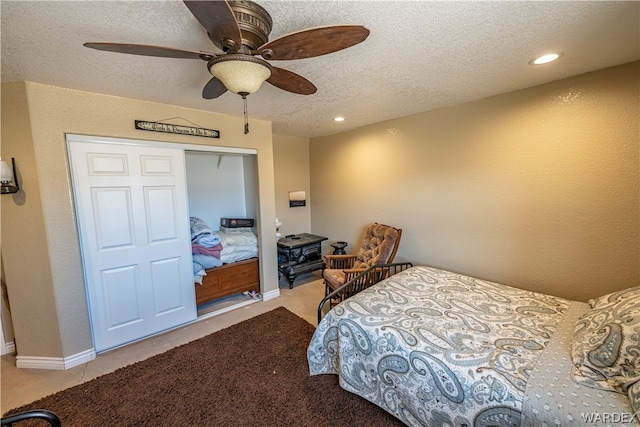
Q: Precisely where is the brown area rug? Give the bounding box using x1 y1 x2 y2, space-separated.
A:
5 307 403 426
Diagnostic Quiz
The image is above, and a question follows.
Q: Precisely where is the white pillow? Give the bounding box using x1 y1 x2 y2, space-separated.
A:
572 286 640 393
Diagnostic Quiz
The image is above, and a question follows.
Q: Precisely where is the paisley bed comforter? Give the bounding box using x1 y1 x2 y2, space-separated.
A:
307 266 636 427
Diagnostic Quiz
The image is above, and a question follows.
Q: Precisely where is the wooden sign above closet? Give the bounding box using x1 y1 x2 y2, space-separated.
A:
135 120 220 139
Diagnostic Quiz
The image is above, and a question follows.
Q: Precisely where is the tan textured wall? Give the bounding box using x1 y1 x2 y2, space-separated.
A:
1 82 278 359
1 83 63 356
272 135 311 237
310 62 639 302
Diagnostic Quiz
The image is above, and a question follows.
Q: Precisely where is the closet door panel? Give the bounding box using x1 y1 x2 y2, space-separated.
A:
87 153 128 175
101 266 144 329
150 257 188 315
140 155 174 175
68 137 196 353
144 186 179 243
92 187 135 250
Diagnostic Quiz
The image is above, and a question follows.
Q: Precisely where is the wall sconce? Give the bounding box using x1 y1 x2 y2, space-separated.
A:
1 158 19 194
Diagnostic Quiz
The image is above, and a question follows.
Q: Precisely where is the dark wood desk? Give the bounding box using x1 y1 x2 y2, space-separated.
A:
277 233 328 288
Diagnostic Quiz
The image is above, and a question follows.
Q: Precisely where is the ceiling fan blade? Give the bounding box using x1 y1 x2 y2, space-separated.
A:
84 42 215 60
267 67 317 95
258 25 370 60
183 0 242 52
202 77 228 99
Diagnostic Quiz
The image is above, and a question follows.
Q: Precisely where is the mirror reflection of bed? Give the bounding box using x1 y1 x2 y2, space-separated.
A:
190 217 260 318
184 150 261 319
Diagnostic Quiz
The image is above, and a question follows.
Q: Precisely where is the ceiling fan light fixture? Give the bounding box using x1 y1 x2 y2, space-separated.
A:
208 54 272 95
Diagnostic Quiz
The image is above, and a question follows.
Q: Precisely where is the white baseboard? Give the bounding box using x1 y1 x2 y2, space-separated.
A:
14 290 282 369
16 348 96 370
3 340 15 355
262 288 280 301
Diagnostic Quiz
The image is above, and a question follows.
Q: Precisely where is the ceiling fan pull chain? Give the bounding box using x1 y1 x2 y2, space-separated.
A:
242 94 250 134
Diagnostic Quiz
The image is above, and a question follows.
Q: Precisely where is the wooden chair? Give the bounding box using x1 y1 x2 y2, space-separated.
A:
322 223 402 304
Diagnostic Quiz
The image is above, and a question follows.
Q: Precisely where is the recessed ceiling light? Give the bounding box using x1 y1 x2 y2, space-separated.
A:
529 52 563 65
334 116 345 122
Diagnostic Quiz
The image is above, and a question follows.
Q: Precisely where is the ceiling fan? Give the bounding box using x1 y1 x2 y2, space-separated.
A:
84 0 370 133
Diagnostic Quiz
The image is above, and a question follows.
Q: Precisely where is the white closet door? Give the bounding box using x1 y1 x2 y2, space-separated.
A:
68 138 196 352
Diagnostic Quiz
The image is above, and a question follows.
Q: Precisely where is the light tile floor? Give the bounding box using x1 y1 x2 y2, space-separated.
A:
1 273 326 413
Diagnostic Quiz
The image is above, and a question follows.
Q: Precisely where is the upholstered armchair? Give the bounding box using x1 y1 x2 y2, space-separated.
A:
322 223 402 300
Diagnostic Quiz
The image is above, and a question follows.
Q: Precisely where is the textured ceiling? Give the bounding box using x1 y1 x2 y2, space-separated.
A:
2 1 639 138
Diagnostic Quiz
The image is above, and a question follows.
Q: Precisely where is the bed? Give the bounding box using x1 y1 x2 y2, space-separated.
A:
307 266 640 427
190 217 259 305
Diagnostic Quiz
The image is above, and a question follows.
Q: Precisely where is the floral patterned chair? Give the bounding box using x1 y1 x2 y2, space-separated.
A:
322 223 402 304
